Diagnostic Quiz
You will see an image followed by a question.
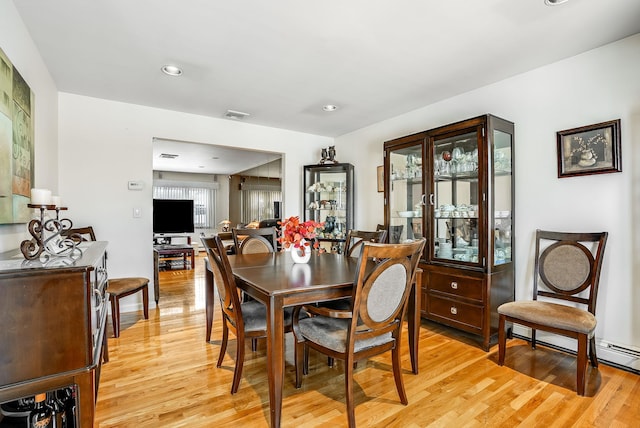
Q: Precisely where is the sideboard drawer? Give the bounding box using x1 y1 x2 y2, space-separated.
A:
427 294 484 332
428 272 483 301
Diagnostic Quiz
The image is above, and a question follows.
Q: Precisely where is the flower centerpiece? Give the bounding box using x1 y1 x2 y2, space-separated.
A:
278 216 324 258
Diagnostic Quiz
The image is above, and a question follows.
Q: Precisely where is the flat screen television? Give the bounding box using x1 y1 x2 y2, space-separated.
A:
153 199 194 234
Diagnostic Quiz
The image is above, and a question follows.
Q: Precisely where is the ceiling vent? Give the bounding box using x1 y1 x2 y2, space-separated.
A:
159 153 179 159
224 109 250 120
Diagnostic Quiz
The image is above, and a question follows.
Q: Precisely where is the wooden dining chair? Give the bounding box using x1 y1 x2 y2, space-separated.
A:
237 235 275 254
200 235 297 394
231 227 278 253
343 229 388 257
497 230 608 396
292 238 425 428
63 226 149 338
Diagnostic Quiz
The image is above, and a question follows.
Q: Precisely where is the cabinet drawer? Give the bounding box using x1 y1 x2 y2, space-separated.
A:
427 294 484 331
428 272 483 301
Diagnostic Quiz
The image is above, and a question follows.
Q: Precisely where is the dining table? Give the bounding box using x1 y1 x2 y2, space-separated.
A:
204 251 421 428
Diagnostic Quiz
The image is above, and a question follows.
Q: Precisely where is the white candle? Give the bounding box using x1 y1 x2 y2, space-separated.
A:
51 195 62 207
31 188 52 205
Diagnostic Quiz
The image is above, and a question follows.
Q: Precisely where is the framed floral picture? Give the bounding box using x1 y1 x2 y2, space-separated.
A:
556 119 621 178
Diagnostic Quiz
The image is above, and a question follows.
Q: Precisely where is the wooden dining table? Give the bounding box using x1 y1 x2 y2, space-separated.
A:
204 251 421 428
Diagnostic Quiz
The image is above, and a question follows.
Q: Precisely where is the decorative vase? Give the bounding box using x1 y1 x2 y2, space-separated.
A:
290 240 311 263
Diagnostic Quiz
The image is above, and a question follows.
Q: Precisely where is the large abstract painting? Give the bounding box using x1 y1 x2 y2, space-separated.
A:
0 47 34 224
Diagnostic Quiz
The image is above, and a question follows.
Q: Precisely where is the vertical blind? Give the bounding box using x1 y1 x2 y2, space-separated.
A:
153 186 215 229
241 189 281 223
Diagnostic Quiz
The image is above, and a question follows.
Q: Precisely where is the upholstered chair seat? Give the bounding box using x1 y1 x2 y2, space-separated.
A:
498 301 596 335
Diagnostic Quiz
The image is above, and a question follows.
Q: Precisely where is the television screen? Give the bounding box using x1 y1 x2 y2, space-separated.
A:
153 199 195 234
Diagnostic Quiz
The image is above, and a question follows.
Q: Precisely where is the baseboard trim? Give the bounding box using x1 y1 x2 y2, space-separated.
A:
511 326 640 375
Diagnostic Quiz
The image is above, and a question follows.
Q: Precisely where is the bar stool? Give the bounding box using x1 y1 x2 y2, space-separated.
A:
108 277 149 338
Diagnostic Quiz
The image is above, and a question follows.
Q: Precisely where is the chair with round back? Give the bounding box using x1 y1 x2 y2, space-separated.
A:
237 235 275 254
292 238 425 428
343 229 388 257
200 234 298 393
231 226 278 253
497 229 608 396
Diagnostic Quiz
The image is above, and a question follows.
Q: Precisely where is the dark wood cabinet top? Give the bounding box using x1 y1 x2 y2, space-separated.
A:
0 241 108 276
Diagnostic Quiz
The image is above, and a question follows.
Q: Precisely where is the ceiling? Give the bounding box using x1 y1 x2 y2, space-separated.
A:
153 138 281 175
13 0 640 173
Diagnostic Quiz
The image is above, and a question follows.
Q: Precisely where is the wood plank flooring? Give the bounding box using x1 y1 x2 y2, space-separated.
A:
95 254 640 427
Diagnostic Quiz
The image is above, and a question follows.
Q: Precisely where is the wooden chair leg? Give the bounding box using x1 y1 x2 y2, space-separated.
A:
345 355 356 428
217 321 228 368
498 315 506 365
531 328 537 349
142 286 149 319
231 335 245 394
577 334 588 396
294 340 304 388
392 342 407 404
110 297 120 338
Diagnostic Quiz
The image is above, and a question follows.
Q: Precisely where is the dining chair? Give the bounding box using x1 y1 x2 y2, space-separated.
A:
497 230 608 396
200 234 297 394
292 238 425 428
237 235 275 254
231 226 278 253
343 229 388 257
376 224 388 243
63 226 149 338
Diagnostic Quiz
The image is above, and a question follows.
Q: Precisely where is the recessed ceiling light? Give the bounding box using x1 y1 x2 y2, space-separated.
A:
323 104 338 112
161 65 183 76
544 0 569 5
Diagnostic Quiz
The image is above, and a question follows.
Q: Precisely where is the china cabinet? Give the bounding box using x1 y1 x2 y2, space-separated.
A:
383 114 514 350
303 163 354 252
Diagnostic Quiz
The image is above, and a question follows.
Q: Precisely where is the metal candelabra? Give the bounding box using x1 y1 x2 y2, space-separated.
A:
20 204 82 260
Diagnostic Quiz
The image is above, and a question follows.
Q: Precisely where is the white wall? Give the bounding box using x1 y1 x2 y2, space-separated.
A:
58 93 332 309
0 0 59 252
337 33 640 368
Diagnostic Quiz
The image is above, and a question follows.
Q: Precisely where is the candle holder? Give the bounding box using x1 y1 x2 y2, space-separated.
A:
20 204 82 260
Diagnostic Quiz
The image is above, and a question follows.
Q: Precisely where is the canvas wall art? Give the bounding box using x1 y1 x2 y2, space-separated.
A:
0 46 34 224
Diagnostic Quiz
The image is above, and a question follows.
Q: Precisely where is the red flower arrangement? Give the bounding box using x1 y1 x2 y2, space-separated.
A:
277 216 324 256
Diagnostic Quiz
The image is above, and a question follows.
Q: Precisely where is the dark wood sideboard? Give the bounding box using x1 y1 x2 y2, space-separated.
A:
0 241 109 427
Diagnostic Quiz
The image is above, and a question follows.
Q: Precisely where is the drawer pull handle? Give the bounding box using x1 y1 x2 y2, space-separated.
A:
450 306 457 315
450 281 458 289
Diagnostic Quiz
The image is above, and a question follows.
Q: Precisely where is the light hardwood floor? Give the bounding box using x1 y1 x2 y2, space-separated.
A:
95 254 640 427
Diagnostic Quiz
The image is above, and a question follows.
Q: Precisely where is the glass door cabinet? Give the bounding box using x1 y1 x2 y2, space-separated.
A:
383 114 514 350
303 163 354 253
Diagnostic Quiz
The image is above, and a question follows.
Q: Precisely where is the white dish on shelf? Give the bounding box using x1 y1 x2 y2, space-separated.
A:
398 211 415 218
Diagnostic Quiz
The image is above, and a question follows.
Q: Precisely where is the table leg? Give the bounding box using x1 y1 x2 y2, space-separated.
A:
408 268 422 374
190 249 195 269
204 258 214 342
266 297 285 427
